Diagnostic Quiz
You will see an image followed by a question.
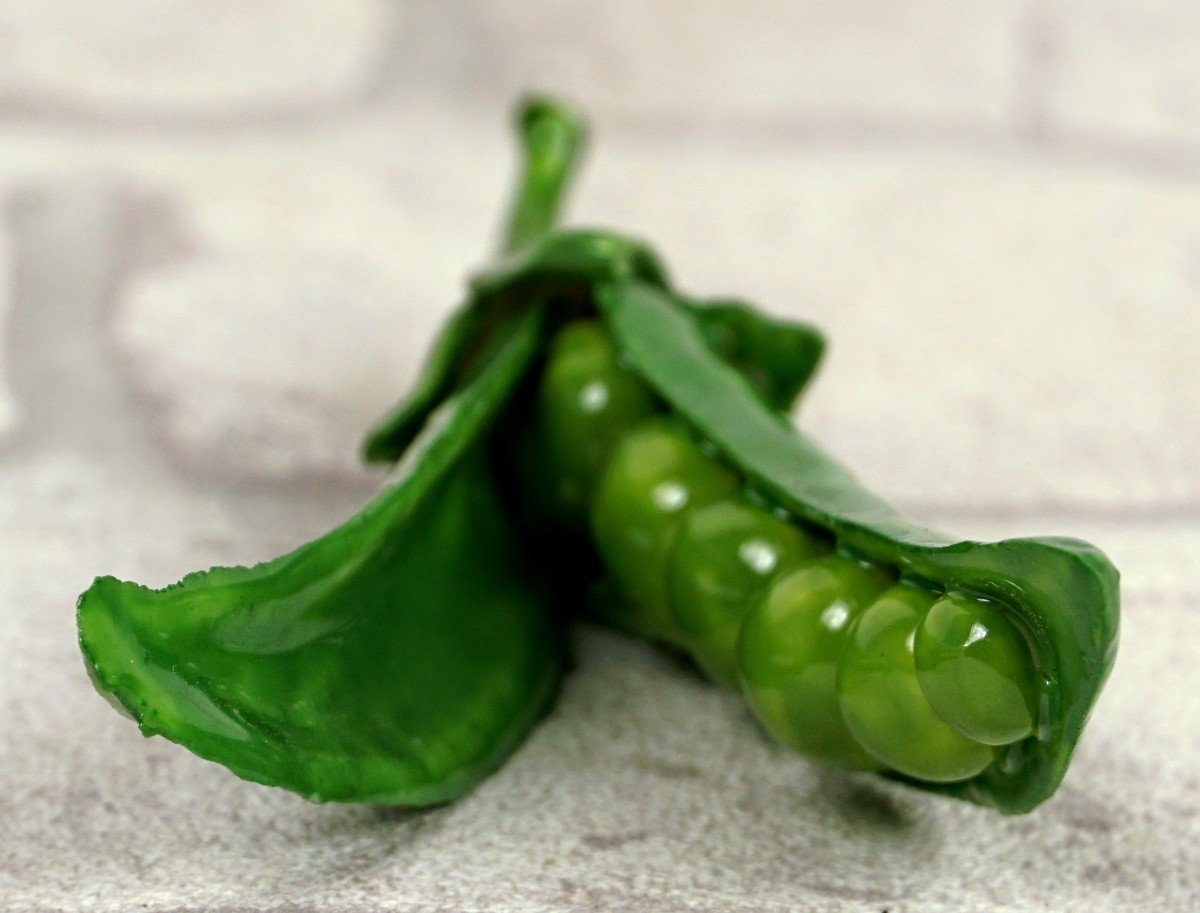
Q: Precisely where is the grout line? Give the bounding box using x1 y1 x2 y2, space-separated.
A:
0 93 1197 188
0 93 365 134
603 111 1200 185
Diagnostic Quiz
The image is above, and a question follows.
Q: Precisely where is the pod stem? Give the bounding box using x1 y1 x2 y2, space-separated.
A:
501 96 588 253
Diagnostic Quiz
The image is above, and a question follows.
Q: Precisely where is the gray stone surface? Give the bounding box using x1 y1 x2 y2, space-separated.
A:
1 5 1198 912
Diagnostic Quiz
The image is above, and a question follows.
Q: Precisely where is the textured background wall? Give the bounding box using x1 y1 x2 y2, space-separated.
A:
0 3 1197 911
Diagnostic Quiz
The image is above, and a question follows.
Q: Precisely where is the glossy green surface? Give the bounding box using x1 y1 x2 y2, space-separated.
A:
79 312 562 804
599 280 1119 812
513 320 656 530
738 555 890 770
838 584 995 782
591 418 739 643
668 498 825 685
915 593 1040 745
688 299 825 414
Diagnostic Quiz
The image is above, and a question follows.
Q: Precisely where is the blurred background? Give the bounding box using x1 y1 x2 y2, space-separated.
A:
0 3 1197 911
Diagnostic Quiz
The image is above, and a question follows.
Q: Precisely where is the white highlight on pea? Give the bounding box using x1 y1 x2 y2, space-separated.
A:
964 621 988 648
820 602 851 632
579 381 609 413
739 539 778 574
653 482 688 511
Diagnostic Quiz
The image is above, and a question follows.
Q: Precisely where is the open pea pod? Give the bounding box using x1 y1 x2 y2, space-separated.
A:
78 309 563 804
593 281 1119 813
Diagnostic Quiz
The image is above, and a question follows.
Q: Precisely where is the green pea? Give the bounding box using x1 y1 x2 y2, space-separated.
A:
738 555 891 770
914 593 1040 746
515 321 657 530
667 499 826 686
591 418 739 643
838 584 995 782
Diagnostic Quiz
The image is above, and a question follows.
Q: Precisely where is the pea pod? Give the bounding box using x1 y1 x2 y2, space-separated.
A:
77 95 594 804
77 94 1116 815
525 280 1116 813
76 96 611 803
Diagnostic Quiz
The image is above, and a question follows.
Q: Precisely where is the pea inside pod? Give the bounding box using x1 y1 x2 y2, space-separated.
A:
837 583 997 782
520 316 1046 785
668 497 826 686
737 554 889 770
591 418 740 644
512 320 657 531
914 593 1042 746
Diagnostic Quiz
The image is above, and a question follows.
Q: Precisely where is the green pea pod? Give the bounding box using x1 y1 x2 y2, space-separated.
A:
594 280 1119 813
77 308 563 804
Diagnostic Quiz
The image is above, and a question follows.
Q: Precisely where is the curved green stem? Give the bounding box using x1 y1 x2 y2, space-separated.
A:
501 96 587 253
